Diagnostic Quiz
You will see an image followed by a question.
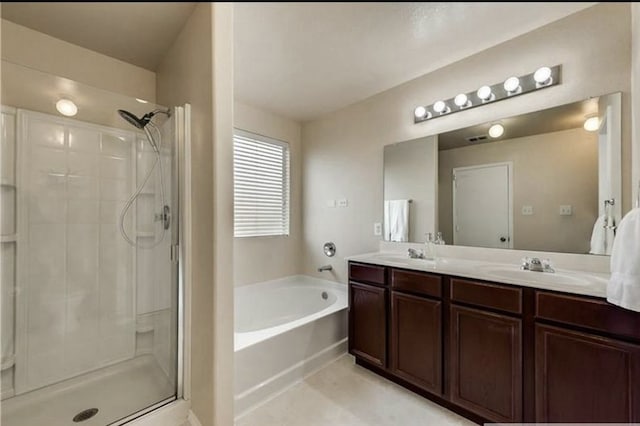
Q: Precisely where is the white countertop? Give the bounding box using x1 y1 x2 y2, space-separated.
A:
347 252 610 298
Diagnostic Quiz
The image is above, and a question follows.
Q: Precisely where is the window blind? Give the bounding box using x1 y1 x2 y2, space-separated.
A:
233 129 290 237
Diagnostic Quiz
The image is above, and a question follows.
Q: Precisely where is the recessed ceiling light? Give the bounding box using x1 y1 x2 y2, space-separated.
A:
56 99 78 117
488 123 505 138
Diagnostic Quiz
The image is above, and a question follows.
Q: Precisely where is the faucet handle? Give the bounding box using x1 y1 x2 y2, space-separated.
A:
542 259 555 273
520 257 530 269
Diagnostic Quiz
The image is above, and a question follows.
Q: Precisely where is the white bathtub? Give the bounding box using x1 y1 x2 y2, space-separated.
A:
234 275 348 417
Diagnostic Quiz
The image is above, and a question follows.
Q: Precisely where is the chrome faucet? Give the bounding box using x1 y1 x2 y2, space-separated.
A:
408 248 425 259
317 265 333 272
521 257 555 273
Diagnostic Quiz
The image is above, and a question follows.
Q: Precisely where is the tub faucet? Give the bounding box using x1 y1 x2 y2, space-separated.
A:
318 265 333 272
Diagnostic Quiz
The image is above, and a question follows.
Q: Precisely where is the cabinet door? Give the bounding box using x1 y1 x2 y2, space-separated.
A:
450 305 522 423
536 324 640 422
349 282 387 367
390 291 442 394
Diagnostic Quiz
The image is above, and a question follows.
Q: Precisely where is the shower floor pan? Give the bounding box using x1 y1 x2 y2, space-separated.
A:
1 355 174 426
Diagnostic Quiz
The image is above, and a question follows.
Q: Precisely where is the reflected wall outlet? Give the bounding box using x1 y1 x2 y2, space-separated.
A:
559 205 573 216
521 205 534 215
373 222 382 236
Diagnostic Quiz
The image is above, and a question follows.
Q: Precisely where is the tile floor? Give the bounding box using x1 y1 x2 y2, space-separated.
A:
235 354 476 426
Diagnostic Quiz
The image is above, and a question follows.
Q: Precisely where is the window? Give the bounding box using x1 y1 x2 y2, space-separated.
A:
233 129 290 237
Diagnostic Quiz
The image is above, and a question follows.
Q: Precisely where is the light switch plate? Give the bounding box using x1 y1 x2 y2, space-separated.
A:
327 199 336 208
373 222 382 236
559 205 573 216
521 205 534 215
337 198 348 207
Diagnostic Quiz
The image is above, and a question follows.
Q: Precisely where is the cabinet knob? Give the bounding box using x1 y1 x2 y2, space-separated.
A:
500 237 507 242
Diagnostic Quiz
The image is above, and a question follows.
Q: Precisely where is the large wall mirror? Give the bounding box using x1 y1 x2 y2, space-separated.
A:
383 92 622 255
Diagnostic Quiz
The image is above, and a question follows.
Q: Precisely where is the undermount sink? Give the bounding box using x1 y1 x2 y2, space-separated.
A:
477 265 595 287
373 254 436 266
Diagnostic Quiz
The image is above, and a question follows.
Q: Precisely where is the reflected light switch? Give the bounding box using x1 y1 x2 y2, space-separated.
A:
327 200 336 208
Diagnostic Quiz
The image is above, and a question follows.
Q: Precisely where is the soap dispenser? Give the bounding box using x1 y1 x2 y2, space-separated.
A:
424 232 435 260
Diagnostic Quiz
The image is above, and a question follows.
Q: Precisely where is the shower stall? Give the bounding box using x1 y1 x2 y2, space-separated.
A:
0 60 185 425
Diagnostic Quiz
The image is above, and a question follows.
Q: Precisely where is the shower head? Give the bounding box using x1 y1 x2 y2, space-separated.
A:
118 109 151 129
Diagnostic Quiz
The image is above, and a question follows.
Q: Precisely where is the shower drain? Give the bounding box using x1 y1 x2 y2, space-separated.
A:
73 408 99 423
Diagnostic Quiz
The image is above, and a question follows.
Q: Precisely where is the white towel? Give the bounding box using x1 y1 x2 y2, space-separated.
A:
607 208 640 312
384 200 409 242
589 215 614 255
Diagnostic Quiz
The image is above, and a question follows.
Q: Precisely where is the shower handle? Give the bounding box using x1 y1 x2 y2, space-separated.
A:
154 205 171 230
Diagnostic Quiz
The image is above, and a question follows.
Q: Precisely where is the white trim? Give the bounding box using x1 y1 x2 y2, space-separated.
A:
452 161 514 249
180 104 192 402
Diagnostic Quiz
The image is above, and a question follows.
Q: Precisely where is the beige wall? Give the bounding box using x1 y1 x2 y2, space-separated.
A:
157 3 234 425
383 136 437 242
302 3 631 283
439 128 598 254
1 19 155 102
233 101 302 286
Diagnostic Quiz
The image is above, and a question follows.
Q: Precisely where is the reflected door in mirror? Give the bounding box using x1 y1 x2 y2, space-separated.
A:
453 163 512 249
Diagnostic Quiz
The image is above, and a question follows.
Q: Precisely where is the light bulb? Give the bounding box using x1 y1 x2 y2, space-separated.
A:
488 123 504 138
454 93 470 108
56 99 78 117
414 106 427 119
477 85 493 101
534 66 552 86
503 76 520 94
433 100 448 114
584 116 600 132
135 98 149 104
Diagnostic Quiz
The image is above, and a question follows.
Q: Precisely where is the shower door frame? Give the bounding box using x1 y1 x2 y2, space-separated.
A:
9 104 190 426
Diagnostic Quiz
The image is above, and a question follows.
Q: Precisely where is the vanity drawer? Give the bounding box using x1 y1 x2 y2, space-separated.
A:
451 278 522 315
536 291 640 340
391 268 441 299
349 262 386 286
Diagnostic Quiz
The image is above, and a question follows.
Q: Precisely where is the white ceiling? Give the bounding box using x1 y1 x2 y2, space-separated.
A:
1 2 197 71
2 2 596 122
234 2 596 122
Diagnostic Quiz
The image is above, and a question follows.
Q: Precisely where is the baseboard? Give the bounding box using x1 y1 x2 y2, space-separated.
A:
187 410 202 426
234 339 347 419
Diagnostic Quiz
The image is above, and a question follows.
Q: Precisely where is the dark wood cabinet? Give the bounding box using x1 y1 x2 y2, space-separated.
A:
535 323 640 422
449 304 522 423
347 261 640 425
349 281 387 367
390 291 442 394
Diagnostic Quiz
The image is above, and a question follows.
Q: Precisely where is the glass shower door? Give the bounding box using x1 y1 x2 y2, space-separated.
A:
0 61 181 426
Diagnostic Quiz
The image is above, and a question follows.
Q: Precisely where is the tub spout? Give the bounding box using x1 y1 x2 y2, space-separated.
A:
317 265 333 272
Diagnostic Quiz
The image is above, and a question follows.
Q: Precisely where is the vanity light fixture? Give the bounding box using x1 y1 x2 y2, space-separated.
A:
413 65 561 123
488 123 505 138
477 85 494 102
56 98 78 117
433 100 450 114
414 106 430 120
454 93 471 108
584 116 600 132
503 76 521 95
533 66 553 87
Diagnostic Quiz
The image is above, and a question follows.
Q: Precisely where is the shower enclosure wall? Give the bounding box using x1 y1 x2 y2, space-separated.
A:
0 60 184 426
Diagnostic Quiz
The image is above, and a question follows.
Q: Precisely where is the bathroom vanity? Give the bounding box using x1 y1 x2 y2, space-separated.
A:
347 254 640 424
